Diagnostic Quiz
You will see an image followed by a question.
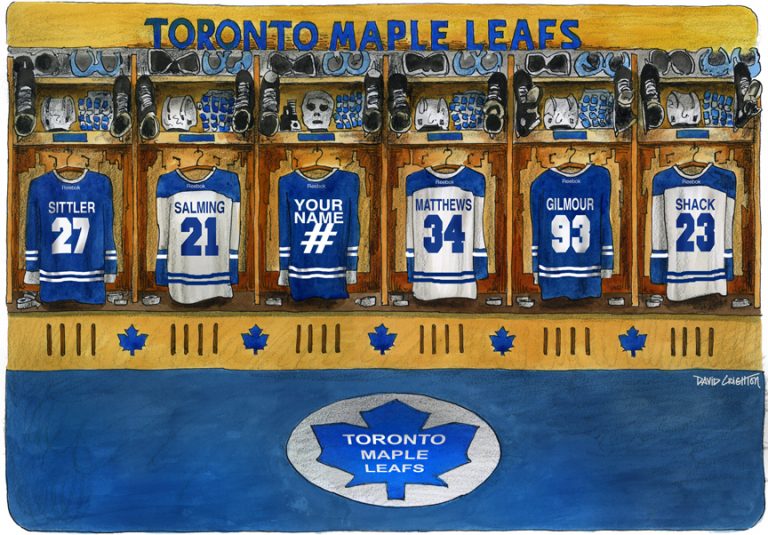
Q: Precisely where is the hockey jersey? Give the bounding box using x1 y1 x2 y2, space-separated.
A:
155 168 240 304
406 166 488 300
651 164 735 301
530 165 613 300
278 169 360 301
24 170 117 304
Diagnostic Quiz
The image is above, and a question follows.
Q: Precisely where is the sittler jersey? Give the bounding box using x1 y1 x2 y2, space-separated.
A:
278 169 360 301
24 170 118 304
406 166 488 300
530 165 614 300
155 168 240 304
651 164 735 301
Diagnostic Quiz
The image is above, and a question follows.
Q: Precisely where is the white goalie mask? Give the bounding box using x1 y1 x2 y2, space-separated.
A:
667 91 701 127
301 91 334 131
162 95 198 131
544 95 579 129
42 96 76 131
414 97 449 131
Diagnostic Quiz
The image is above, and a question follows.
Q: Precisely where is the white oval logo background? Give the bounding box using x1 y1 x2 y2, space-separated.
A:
286 393 501 507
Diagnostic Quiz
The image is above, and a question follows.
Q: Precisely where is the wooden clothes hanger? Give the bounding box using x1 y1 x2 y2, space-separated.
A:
180 148 214 173
677 144 708 172
557 145 586 171
432 148 461 172
299 147 335 175
53 150 87 177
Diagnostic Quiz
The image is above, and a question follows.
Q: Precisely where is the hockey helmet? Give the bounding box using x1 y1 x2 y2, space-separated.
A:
42 96 76 131
162 95 198 131
544 95 579 130
667 91 701 127
414 97 450 131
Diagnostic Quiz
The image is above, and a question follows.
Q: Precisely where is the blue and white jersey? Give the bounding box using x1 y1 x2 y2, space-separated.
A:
651 164 735 301
24 170 117 304
278 169 360 301
530 165 613 300
406 166 488 300
156 168 240 304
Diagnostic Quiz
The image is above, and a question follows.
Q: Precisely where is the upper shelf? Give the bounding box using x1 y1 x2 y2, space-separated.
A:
35 76 118 85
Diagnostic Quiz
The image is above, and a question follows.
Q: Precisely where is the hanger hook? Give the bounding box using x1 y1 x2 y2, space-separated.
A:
48 155 58 168
315 146 324 166
194 148 204 166
65 147 73 167
443 147 453 166
213 155 221 166
82 155 90 168
173 156 182 167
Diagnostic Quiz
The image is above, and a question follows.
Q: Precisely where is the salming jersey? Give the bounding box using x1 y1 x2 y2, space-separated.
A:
24 170 117 304
530 165 613 300
155 168 240 304
278 169 360 301
406 166 488 300
651 164 735 301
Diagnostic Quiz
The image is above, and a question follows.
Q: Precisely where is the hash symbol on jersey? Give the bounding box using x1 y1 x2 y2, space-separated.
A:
301 223 337 254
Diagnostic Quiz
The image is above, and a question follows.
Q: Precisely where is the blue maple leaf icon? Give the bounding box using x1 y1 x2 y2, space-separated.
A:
312 400 478 500
489 327 515 356
619 326 647 357
242 325 269 354
368 324 396 355
117 325 148 356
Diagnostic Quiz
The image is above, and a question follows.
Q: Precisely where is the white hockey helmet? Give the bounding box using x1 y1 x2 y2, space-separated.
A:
41 96 76 131
544 95 579 129
414 97 450 131
162 95 198 131
667 91 701 127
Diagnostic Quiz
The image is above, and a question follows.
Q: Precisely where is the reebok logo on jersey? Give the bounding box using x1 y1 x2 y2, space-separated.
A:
301 223 338 254
675 198 715 211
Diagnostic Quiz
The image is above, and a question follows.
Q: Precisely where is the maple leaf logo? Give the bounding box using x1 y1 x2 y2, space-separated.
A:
117 325 148 356
368 324 397 355
242 325 269 355
489 327 515 356
619 326 647 357
311 400 478 501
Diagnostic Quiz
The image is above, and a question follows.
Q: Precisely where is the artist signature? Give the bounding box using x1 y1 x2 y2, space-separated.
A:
693 373 761 388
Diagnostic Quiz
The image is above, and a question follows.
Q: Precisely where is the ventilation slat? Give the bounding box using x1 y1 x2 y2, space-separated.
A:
335 323 341 353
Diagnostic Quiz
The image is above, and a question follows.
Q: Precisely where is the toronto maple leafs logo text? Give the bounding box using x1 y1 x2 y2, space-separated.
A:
311 400 478 500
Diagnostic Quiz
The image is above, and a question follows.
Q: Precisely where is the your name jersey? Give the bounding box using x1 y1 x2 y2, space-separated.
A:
406 166 488 300
156 168 240 304
278 169 360 301
24 170 117 304
651 164 735 301
530 165 613 300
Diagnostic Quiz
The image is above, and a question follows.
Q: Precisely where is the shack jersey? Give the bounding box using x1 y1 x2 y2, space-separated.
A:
406 166 488 300
24 170 117 304
530 165 613 300
155 168 240 304
651 164 735 301
278 169 360 301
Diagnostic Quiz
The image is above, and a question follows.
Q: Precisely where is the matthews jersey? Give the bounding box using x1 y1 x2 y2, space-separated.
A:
651 164 735 301
406 166 488 300
530 165 613 300
24 170 117 304
155 168 240 304
278 169 360 301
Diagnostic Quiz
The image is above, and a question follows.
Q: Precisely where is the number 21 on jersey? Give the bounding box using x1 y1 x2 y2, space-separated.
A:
181 217 219 256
